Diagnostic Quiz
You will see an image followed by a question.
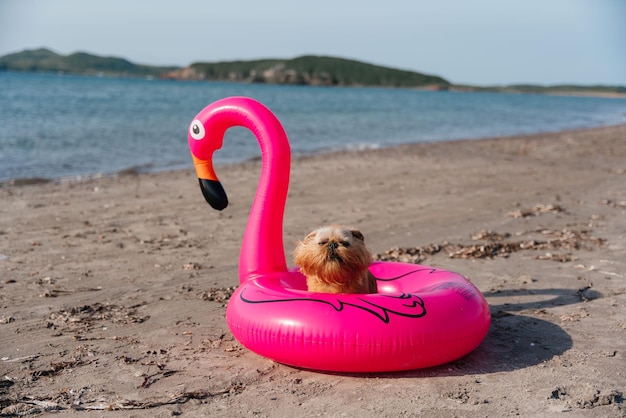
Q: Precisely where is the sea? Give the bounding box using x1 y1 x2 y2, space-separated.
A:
1 71 626 183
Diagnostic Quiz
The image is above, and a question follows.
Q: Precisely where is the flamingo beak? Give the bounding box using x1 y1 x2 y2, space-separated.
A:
191 154 229 211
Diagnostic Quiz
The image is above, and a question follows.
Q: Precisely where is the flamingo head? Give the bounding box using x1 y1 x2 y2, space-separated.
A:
188 117 229 211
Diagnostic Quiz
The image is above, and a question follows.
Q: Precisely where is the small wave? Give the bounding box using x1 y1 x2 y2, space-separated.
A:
308 142 383 156
342 143 382 152
289 142 384 160
1 172 118 188
116 163 156 176
0 177 53 187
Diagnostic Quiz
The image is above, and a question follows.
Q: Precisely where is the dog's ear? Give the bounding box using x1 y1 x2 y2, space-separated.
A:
350 229 365 242
303 230 317 243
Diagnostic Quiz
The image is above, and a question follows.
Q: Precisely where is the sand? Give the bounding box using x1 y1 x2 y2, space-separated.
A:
1 124 625 417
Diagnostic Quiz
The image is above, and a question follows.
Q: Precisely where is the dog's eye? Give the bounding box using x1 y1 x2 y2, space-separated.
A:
341 241 350 247
318 240 328 246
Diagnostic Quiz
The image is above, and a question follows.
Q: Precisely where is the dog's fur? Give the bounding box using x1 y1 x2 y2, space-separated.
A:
294 225 377 294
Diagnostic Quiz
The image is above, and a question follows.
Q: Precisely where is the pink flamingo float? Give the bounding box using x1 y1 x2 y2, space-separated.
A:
188 97 491 372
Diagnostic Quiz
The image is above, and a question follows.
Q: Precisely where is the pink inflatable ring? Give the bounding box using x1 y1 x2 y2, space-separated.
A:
188 97 491 373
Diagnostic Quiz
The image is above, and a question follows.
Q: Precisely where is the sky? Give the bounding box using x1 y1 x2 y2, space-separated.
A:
1 0 624 86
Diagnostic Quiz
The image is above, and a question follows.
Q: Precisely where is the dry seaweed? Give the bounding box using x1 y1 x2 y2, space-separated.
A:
508 203 565 218
197 286 237 304
0 386 245 415
376 228 604 263
46 303 150 333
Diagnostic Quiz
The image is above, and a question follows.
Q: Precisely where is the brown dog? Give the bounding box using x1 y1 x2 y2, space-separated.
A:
294 225 377 294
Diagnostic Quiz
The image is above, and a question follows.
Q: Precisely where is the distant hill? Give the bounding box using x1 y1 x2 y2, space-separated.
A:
0 48 175 77
165 55 451 88
453 84 626 98
0 48 450 88
1 48 624 97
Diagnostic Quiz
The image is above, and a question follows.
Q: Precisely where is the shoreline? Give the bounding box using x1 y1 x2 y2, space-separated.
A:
1 123 625 416
2 122 626 189
4 68 626 99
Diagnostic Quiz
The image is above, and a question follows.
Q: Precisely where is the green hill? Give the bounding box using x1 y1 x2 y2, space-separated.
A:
182 55 451 87
0 48 449 88
0 48 174 77
2 48 624 97
452 83 626 95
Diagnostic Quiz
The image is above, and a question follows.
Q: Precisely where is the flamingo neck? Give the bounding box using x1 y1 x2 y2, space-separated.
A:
210 98 290 282
239 125 290 282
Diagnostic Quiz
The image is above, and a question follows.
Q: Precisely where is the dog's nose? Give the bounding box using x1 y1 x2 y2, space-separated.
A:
327 242 341 260
328 242 339 257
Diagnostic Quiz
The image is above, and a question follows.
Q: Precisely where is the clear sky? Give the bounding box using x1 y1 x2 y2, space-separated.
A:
1 0 624 86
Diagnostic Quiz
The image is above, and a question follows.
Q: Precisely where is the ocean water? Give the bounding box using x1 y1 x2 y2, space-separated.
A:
1 72 626 182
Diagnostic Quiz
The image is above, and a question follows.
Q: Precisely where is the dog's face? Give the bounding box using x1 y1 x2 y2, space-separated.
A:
294 225 373 286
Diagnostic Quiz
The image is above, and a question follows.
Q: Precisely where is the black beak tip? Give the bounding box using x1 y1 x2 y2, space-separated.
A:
199 178 229 211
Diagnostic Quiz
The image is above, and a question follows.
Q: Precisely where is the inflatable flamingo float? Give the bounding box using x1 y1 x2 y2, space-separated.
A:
188 97 490 372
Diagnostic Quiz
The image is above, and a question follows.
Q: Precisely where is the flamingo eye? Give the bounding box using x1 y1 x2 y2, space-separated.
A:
189 119 205 140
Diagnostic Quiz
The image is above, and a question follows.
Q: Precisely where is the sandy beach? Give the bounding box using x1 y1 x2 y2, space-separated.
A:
1 124 625 417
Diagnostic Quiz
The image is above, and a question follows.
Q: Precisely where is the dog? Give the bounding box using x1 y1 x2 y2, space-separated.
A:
294 225 377 294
